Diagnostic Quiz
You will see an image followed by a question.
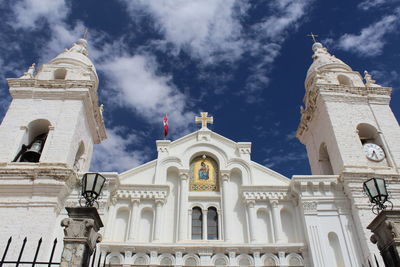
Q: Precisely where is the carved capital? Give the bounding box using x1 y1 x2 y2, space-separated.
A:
220 171 230 182
302 201 317 214
246 199 256 208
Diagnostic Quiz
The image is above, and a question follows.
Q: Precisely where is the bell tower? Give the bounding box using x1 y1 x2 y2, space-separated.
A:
0 38 106 248
296 42 400 176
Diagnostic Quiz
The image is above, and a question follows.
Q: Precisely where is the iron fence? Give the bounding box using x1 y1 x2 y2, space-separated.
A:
0 237 105 267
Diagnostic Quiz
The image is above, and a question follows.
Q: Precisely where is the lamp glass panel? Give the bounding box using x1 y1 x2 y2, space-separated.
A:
376 179 387 196
366 179 378 198
94 174 106 195
84 173 96 192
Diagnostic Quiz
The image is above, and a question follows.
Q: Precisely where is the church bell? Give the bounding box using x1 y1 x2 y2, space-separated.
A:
20 134 47 162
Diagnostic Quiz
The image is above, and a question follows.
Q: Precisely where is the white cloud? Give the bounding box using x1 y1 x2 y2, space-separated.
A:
11 0 69 30
358 0 399 10
264 150 307 168
337 13 399 56
98 52 194 134
120 0 247 62
90 127 149 172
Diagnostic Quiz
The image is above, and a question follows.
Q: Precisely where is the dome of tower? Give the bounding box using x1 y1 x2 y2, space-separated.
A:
306 42 351 79
50 38 94 68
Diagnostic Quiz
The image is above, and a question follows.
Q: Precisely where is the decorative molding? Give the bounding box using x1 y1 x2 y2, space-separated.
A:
302 201 317 214
242 190 288 201
115 184 169 201
297 85 392 137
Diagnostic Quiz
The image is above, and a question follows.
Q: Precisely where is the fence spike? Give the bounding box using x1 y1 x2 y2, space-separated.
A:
32 237 43 267
16 237 27 267
0 237 12 267
47 238 57 267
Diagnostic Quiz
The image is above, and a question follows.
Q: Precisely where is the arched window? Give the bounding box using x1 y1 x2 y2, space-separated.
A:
319 143 334 175
14 119 51 163
337 75 352 86
114 208 129 241
328 232 345 267
357 123 387 164
192 207 202 240
189 155 219 192
207 207 218 240
54 68 67 80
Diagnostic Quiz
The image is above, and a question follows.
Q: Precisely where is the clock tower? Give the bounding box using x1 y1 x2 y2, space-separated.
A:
296 42 400 176
296 42 400 265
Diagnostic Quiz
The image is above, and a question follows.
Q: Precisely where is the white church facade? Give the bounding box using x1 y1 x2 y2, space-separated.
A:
0 38 399 267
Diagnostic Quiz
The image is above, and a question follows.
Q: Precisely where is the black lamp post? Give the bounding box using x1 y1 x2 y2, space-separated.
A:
363 177 393 214
81 172 106 207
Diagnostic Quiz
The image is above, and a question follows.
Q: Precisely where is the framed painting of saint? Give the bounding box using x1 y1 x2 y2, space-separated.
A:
189 155 219 192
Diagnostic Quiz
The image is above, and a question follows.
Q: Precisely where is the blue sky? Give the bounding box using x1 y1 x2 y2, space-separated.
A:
0 0 399 177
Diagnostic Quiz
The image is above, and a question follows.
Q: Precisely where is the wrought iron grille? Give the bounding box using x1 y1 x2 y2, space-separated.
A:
0 237 105 267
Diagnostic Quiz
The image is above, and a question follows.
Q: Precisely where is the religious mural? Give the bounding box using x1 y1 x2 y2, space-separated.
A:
189 155 219 192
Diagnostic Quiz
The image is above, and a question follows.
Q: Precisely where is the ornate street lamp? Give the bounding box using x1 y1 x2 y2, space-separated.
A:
363 178 393 214
80 172 106 207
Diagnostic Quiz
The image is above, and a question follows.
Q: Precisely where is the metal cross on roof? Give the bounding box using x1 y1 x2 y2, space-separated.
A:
307 32 319 43
82 28 92 39
195 112 213 129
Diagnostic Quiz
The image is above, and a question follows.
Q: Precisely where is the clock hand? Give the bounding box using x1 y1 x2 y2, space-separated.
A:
372 150 378 160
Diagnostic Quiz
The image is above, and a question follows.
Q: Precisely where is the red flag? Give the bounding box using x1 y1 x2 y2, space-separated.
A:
163 114 168 137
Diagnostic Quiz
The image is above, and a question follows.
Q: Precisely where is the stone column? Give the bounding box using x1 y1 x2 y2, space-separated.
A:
153 198 165 241
128 198 140 241
202 209 208 240
104 197 117 240
217 209 223 240
178 171 189 241
221 172 232 241
270 200 284 243
368 210 400 266
60 207 103 267
246 199 257 242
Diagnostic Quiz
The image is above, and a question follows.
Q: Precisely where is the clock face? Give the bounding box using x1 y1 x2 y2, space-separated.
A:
363 143 385 162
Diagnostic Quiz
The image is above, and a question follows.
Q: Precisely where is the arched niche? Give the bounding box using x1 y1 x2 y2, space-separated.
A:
226 159 252 184
15 119 51 162
337 74 352 86
319 142 334 175
165 166 179 242
256 208 272 243
106 252 124 265
357 123 387 164
113 207 129 241
286 253 304 266
230 168 247 242
211 254 229 266
158 253 175 265
281 207 296 243
139 208 154 242
189 155 219 192
183 144 228 170
262 253 279 266
357 123 380 145
133 253 150 265
183 254 200 266
236 254 253 266
328 232 345 267
54 68 67 80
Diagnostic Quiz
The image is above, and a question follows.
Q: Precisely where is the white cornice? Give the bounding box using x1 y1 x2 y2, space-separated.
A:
7 79 107 144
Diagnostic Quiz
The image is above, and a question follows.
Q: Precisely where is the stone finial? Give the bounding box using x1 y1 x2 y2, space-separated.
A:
69 38 89 56
364 70 380 87
20 63 35 79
